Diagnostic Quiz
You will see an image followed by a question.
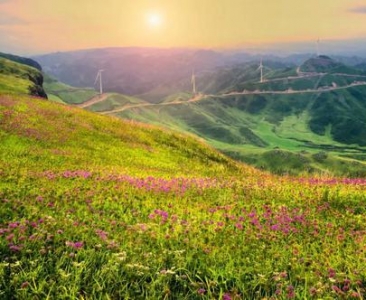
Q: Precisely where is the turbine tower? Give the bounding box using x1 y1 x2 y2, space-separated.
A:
258 59 264 83
94 69 104 95
191 70 196 95
316 38 320 57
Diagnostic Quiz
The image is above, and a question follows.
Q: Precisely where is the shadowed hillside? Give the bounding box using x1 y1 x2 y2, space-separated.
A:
0 57 47 98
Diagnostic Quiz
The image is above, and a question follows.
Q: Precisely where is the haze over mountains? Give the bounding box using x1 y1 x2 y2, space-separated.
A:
34 47 366 97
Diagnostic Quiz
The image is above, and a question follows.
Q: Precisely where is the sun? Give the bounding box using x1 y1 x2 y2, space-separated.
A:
147 12 163 28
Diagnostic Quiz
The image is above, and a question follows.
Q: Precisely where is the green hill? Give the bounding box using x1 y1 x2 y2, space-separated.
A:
43 74 98 104
0 57 47 98
93 57 366 176
300 55 362 74
2 91 366 298
0 94 239 178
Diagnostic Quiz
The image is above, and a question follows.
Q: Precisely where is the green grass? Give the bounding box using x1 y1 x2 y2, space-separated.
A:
87 93 146 112
43 75 98 104
109 92 366 176
2 93 366 299
0 58 45 97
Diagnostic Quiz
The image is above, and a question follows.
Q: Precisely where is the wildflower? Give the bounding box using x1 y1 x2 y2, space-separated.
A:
21 282 29 289
286 285 295 299
6 234 14 242
9 244 22 252
328 268 336 278
197 288 206 295
8 222 19 228
222 293 232 300
332 285 344 295
309 287 317 296
66 241 84 250
235 223 243 230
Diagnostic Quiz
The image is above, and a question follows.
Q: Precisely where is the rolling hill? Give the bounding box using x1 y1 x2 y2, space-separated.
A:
43 74 98 104
84 56 366 176
2 57 366 299
31 49 366 175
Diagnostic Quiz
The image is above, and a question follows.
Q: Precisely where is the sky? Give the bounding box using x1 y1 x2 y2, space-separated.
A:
0 0 366 55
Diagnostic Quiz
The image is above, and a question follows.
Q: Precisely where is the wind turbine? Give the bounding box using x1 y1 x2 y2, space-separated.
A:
191 70 196 95
257 59 264 83
316 38 320 57
94 69 104 95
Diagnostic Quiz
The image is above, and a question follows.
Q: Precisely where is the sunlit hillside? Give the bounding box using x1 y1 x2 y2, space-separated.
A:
1 58 366 298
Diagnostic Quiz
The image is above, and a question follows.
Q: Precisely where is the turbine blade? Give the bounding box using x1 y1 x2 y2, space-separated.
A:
94 72 100 85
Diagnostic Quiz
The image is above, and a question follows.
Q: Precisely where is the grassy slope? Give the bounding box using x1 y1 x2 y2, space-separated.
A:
0 95 239 178
88 93 147 112
1 94 366 299
0 58 46 97
43 75 98 104
112 92 366 176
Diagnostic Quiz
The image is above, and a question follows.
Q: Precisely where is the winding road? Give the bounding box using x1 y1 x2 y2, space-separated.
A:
76 71 366 115
77 93 110 108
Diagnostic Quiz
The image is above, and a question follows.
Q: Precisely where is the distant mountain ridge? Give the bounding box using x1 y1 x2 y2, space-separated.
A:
0 52 42 71
34 48 228 96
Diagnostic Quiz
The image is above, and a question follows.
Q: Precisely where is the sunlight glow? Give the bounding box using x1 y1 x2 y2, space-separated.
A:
147 13 163 28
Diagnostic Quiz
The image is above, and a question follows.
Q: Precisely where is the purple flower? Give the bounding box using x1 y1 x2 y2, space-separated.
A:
235 223 243 230
222 293 232 300
66 241 84 249
197 288 206 295
8 222 19 228
286 285 295 299
9 244 22 252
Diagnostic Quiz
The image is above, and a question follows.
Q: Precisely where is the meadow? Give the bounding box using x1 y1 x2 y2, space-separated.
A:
1 94 366 299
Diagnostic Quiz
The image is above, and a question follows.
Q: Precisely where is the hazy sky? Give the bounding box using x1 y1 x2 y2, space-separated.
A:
1 0 366 54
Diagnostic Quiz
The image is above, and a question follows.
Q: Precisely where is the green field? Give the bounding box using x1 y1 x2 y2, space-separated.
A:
44 75 98 104
1 93 366 299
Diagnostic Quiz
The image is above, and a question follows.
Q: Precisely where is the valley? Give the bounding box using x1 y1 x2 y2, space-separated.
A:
39 52 366 176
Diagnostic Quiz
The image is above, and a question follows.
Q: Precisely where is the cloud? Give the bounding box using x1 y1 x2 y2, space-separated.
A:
349 6 366 14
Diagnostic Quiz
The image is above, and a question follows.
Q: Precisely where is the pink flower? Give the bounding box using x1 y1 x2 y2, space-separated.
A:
222 293 232 300
66 241 84 249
